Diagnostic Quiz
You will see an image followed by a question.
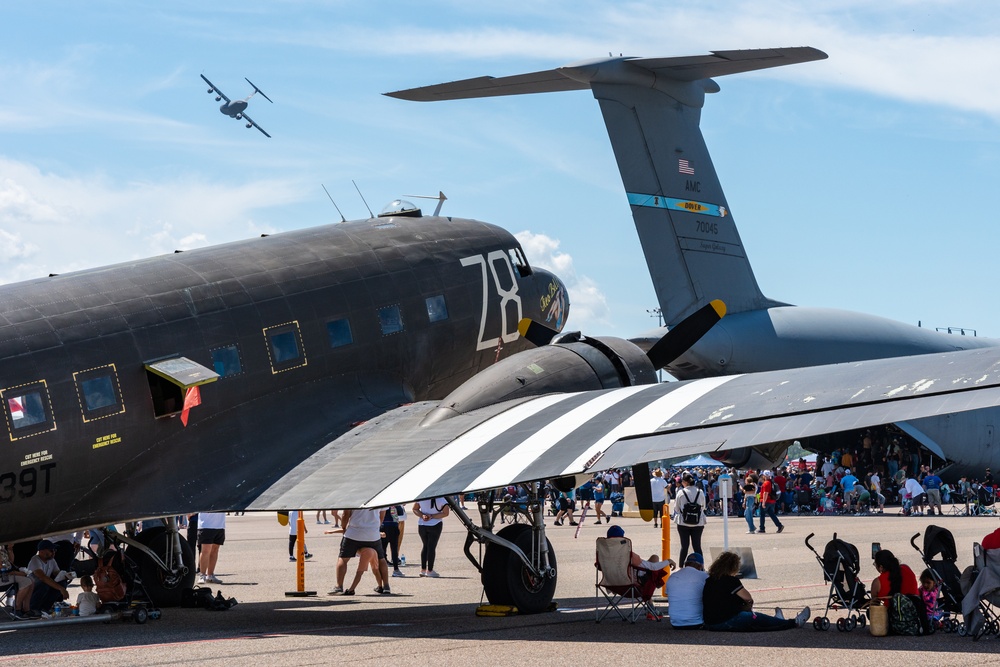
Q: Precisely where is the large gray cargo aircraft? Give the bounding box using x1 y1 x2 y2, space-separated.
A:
386 47 1000 480
5 49 1000 615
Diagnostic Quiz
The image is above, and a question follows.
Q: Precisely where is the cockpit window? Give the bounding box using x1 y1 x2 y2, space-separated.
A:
508 247 532 277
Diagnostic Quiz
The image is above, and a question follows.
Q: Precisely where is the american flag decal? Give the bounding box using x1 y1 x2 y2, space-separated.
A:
678 159 695 175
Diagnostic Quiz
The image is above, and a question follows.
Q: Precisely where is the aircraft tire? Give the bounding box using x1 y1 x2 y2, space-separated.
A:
481 524 557 614
128 527 196 607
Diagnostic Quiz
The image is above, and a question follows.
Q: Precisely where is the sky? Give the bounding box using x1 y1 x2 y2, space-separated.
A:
2 1 1000 341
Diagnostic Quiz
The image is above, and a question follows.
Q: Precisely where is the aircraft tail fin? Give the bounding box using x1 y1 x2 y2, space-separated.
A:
389 48 827 325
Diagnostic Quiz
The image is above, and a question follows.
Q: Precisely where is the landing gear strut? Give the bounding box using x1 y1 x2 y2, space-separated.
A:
447 483 557 614
119 516 195 607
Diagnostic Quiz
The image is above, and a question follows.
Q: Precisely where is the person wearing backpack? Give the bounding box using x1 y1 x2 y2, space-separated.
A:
870 549 928 635
672 472 706 565
757 471 785 534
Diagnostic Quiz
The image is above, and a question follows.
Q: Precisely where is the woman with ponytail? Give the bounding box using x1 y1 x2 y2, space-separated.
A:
871 549 918 600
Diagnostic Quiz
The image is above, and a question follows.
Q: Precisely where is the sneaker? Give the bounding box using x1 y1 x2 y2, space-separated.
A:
553 520 563 526
343 589 355 596
376 586 391 594
569 521 578 526
426 570 440 578
774 607 785 620
777 525 785 534
419 570 427 577
746 530 756 534
12 610 29 620
605 516 610 524
206 575 222 584
289 556 296 562
392 570 405 577
758 530 766 534
328 586 344 595
794 606 811 628
305 553 313 560
198 574 207 584
594 520 602 525
374 586 383 593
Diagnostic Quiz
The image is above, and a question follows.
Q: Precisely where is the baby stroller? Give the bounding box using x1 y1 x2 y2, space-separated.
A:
805 533 870 631
794 487 815 514
910 526 965 632
959 542 1000 640
609 492 624 517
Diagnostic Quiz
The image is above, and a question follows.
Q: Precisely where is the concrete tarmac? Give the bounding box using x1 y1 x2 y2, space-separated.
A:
2 509 998 665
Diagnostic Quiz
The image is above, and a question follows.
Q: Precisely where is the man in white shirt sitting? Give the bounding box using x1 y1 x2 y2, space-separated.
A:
666 552 709 629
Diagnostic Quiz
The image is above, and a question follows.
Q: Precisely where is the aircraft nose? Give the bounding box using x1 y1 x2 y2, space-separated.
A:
531 268 570 333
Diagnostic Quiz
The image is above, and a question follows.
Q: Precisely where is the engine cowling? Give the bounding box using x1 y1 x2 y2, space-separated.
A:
710 441 790 470
421 335 657 427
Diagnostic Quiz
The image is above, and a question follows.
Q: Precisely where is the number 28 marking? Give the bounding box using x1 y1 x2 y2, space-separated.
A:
461 251 523 351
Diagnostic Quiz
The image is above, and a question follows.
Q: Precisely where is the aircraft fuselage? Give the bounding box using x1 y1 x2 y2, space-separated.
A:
220 100 248 118
0 215 567 543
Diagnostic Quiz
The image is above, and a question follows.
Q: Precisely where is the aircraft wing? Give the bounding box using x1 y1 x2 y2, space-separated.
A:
385 47 827 101
200 74 230 103
247 346 1000 511
240 112 271 138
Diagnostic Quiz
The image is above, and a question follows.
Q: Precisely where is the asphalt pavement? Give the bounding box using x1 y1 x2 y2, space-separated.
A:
2 507 998 665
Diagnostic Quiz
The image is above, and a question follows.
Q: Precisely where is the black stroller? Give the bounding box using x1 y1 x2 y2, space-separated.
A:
910 525 964 632
805 533 870 631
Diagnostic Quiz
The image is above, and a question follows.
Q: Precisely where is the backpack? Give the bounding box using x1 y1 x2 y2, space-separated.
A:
94 551 127 602
888 593 921 636
679 488 703 525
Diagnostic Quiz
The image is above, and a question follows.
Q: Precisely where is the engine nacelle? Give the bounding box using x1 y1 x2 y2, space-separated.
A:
710 441 790 470
421 335 657 426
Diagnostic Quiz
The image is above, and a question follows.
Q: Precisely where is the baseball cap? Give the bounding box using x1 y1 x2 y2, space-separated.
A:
845 469 851 475
763 470 773 477
36 539 56 552
685 552 704 566
607 525 625 538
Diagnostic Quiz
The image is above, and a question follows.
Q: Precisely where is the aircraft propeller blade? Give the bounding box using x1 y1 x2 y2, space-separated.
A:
517 317 560 347
645 299 726 370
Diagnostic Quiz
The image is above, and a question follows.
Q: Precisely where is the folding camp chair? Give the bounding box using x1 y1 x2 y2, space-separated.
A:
0 567 19 620
595 536 663 623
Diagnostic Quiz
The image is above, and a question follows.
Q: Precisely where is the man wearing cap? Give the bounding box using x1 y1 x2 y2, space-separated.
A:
666 552 709 629
758 471 784 534
605 525 675 583
27 539 70 616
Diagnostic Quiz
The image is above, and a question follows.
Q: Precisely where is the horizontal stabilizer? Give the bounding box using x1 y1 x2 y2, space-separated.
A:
386 48 827 102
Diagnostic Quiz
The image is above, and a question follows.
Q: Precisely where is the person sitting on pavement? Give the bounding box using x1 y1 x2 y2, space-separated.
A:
665 552 709 629
702 550 809 632
27 539 70 616
75 574 102 616
870 549 919 601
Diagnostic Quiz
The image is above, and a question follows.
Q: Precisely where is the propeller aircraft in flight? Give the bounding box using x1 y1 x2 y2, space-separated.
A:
199 74 273 137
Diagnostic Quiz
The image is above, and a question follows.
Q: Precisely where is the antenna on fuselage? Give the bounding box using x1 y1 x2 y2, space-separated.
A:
352 180 375 219
402 191 448 216
321 184 347 223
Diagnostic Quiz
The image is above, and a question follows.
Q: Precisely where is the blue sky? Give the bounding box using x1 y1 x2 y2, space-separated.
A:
2 1 999 341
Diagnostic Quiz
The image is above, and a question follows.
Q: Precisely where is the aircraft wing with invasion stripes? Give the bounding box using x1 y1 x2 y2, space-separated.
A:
247 346 1000 511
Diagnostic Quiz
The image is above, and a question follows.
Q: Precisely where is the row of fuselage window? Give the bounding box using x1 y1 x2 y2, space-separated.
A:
3 294 453 436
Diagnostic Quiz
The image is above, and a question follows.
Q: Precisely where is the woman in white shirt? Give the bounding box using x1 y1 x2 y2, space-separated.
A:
412 498 450 577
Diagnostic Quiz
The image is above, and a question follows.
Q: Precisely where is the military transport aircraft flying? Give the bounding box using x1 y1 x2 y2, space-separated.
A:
5 48 1000 617
200 74 272 137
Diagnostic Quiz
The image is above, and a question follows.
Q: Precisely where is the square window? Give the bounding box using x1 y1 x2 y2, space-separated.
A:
326 318 353 348
263 322 307 374
425 295 449 323
270 331 300 363
8 392 46 428
377 305 404 335
2 380 56 439
81 376 116 411
211 345 243 377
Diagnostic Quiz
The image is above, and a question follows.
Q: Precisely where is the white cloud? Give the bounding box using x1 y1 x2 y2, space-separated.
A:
0 157 303 284
515 230 610 332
